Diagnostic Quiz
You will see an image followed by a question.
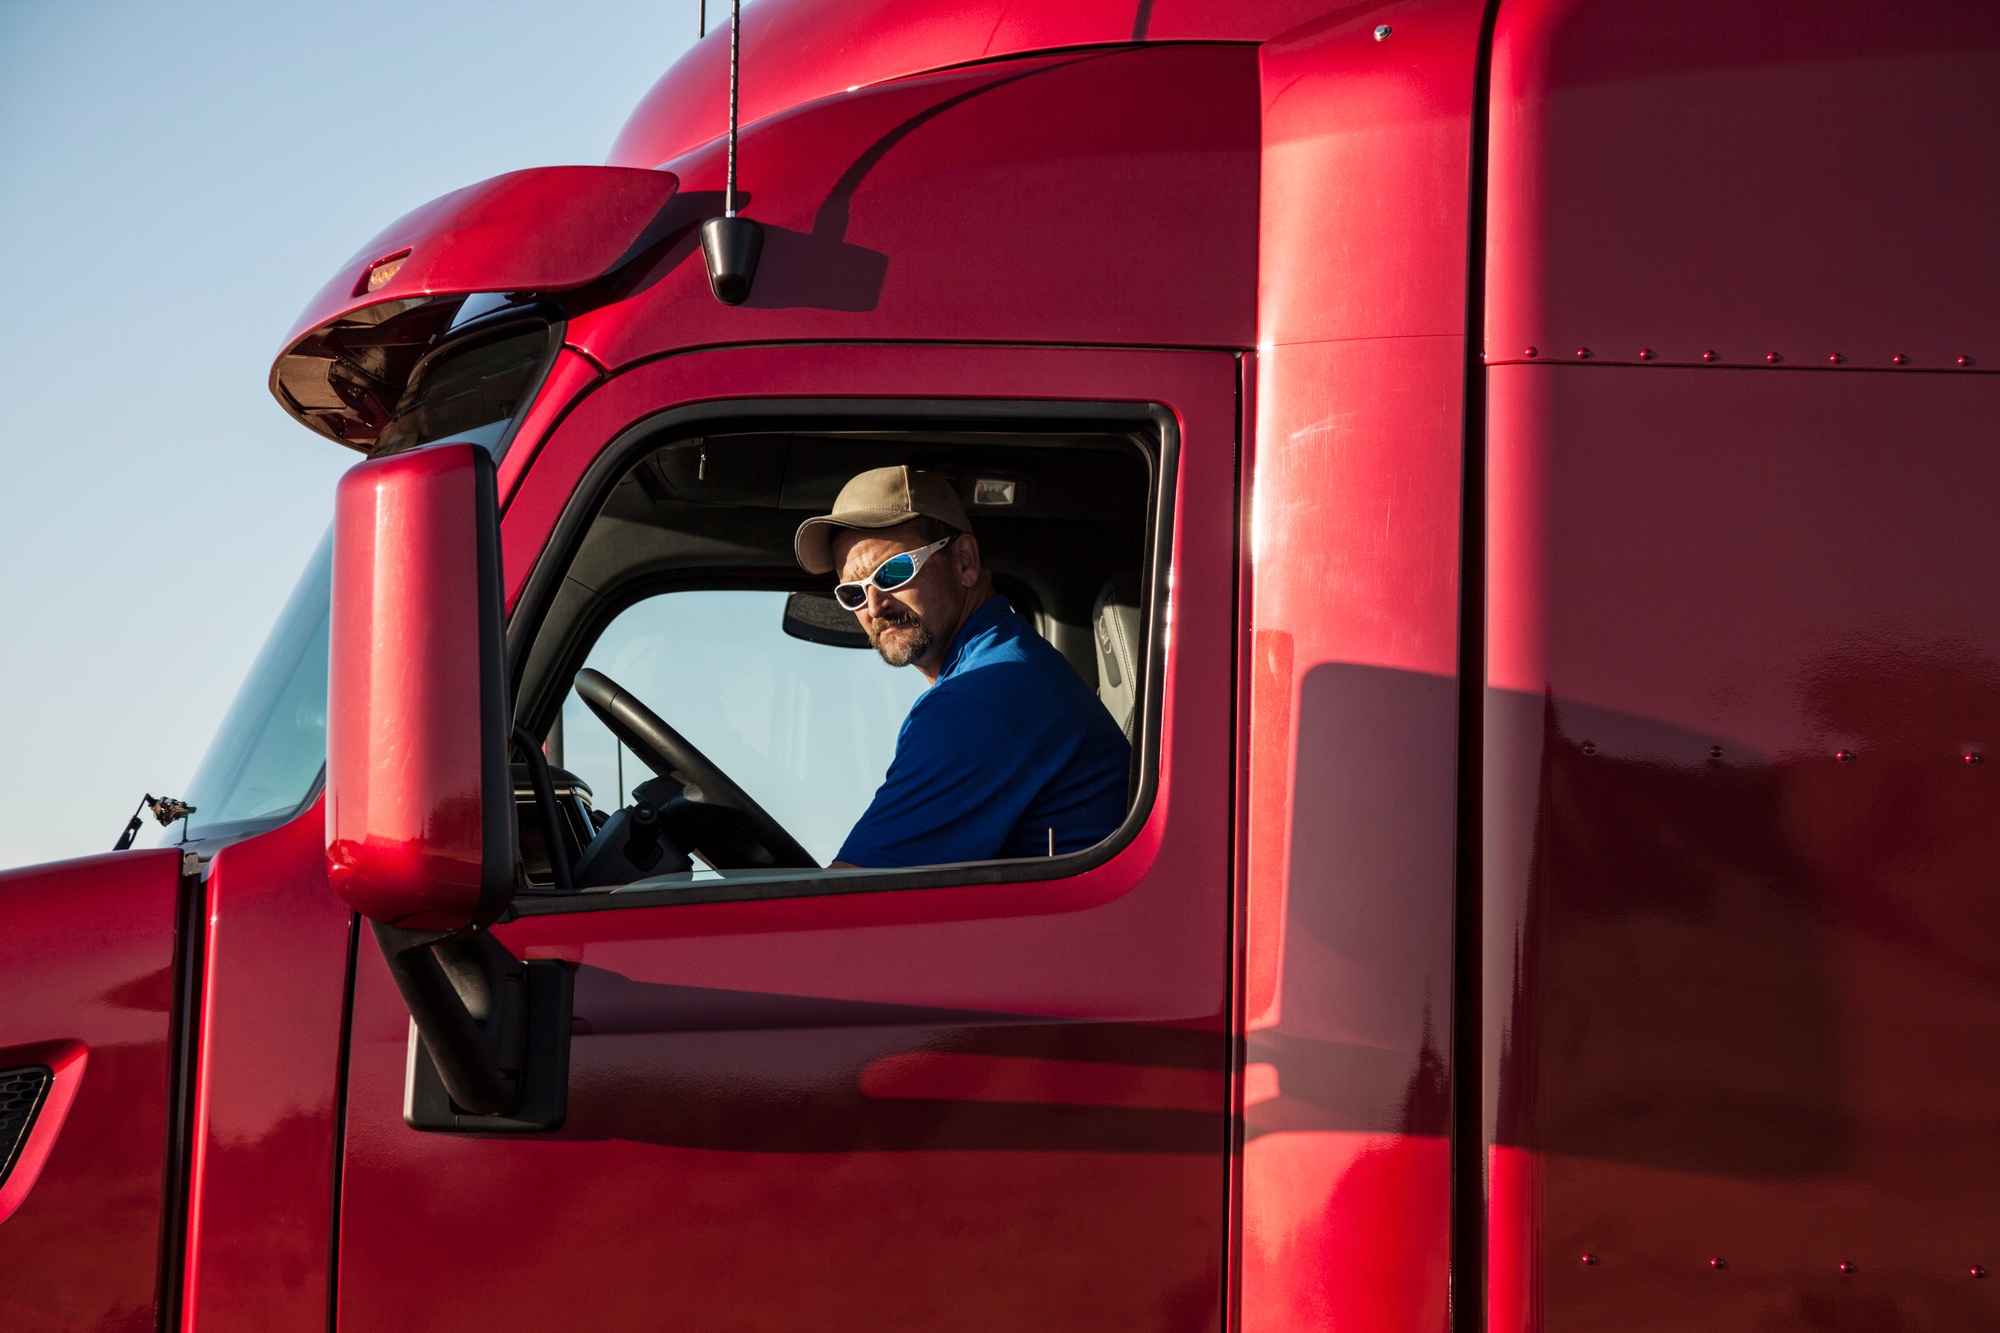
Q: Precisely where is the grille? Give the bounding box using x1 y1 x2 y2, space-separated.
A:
0 1067 52 1186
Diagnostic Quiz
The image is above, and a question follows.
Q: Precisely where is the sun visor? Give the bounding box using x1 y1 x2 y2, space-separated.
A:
269 165 677 448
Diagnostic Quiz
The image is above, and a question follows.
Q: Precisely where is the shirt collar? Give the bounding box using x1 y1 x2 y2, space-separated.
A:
937 593 1012 681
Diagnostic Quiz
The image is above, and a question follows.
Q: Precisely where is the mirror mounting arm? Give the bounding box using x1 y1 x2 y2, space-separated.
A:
371 920 574 1132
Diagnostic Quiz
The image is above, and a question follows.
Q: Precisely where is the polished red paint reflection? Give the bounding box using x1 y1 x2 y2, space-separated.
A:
569 45 1260 374
0 1041 84 1228
858 1051 1222 1111
277 166 676 353
1241 4 1484 1328
178 801 352 1333
0 849 182 1330
1486 0 2000 372
1487 367 2000 1330
327 442 501 929
608 0 1406 171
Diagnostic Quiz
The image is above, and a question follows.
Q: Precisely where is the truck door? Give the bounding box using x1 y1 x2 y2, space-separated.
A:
331 344 1241 1331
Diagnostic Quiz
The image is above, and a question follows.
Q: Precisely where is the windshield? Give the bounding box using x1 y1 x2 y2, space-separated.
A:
178 530 332 840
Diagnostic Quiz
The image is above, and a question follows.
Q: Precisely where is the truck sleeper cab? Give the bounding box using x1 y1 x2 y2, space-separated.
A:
1 2 1998 1331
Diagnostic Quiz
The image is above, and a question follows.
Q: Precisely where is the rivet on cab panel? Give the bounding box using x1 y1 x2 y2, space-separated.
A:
1894 353 1910 365
1965 752 1983 766
1837 749 1856 762
1710 1257 1729 1270
1974 1265 1989 1279
1839 1261 1856 1275
1524 346 1539 358
1828 353 1844 364
1638 347 1654 360
1575 347 1591 359
1959 355 1974 367
1581 741 1597 756
1766 352 1782 363
1580 1253 1599 1267
1703 349 1718 362
1374 24 1392 40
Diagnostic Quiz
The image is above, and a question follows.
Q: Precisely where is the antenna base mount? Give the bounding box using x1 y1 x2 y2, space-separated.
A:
701 216 763 306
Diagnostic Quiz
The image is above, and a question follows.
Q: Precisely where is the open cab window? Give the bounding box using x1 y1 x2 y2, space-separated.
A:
509 412 1166 910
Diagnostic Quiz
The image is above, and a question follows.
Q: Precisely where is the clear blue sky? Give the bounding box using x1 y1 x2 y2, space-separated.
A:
0 1 699 868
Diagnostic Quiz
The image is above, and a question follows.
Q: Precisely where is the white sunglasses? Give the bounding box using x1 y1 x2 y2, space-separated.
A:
834 536 954 610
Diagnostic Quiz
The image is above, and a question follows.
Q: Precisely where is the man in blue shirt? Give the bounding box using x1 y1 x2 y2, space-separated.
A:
794 465 1132 868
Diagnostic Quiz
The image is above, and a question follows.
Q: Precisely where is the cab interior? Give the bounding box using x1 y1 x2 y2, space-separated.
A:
507 422 1161 897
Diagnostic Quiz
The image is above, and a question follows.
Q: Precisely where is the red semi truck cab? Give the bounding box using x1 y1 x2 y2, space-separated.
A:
5 2 2000 1329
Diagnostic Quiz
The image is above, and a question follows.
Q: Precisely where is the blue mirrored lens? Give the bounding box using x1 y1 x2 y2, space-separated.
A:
872 552 917 589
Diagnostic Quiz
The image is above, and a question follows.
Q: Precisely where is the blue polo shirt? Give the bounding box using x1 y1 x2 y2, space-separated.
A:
838 594 1132 867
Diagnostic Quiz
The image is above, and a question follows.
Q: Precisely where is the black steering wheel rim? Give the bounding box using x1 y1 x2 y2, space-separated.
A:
573 667 817 870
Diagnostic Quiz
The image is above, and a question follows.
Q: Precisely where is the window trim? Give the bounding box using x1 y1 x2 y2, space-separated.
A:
500 396 1180 918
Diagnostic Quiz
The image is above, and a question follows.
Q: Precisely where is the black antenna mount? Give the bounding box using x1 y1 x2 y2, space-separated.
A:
700 0 763 305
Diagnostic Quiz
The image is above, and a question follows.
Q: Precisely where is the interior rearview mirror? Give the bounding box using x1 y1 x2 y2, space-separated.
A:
325 440 570 1132
781 590 871 648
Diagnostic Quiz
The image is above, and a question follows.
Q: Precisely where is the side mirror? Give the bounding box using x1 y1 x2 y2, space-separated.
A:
326 441 569 1131
327 441 514 929
780 590 871 648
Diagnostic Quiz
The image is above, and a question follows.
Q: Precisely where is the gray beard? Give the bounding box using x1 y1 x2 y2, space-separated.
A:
869 613 934 668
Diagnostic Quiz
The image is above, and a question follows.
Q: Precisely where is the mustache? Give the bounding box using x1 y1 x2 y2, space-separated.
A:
873 609 922 629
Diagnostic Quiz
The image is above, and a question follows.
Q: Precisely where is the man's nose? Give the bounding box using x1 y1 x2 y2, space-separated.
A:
862 582 895 617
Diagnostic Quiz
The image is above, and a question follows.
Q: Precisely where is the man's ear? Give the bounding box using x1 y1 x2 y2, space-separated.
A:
954 532 982 588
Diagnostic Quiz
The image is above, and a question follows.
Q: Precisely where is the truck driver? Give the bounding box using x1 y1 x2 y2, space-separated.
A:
795 466 1132 868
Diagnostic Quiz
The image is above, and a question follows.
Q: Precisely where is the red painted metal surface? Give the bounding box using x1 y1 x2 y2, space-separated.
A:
606 0 1350 171
1487 365 2000 1330
327 443 508 930
565 44 1260 374
277 166 676 353
0 849 184 1331
492 346 602 504
21 0 1997 1326
337 345 1237 1330
0 1042 85 1230
1486 0 2000 371
1484 5 2000 1328
1240 3 1483 1328
178 800 351 1333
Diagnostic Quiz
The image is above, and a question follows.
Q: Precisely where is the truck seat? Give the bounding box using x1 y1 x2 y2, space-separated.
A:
1092 571 1142 738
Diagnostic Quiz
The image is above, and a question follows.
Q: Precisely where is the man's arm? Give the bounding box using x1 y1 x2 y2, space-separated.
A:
835 685 1046 868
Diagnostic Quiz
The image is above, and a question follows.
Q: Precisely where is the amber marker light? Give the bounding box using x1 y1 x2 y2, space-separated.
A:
362 250 411 294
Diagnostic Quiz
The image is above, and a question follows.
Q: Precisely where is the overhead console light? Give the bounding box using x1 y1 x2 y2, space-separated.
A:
269 165 678 449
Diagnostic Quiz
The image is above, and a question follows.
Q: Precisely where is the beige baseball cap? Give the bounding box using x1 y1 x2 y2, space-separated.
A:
794 466 972 575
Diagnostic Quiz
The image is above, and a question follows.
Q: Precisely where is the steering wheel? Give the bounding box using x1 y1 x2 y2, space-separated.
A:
573 668 818 871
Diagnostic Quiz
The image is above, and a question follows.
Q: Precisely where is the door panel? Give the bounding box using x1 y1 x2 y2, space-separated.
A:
337 347 1239 1330
178 801 353 1333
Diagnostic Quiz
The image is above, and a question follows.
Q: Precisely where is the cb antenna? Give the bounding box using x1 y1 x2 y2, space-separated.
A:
700 0 763 304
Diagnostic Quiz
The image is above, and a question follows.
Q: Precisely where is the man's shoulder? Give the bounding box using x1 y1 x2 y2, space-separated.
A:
939 623 1110 729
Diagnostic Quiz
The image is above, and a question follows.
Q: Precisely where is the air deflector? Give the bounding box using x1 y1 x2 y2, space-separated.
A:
268 165 677 448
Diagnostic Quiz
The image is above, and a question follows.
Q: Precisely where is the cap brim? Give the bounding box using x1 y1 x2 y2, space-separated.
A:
793 508 921 574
